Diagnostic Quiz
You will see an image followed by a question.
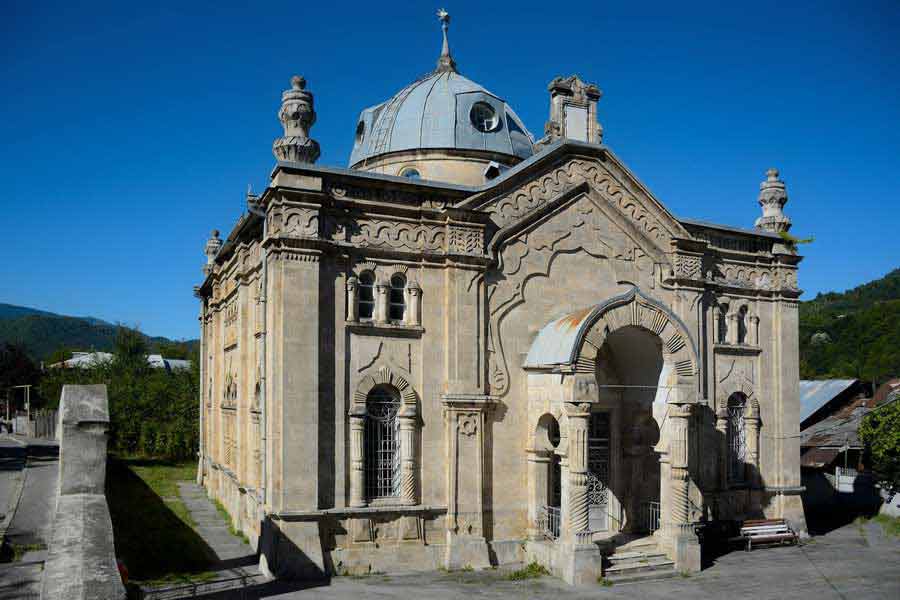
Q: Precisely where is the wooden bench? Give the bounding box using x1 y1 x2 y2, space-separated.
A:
729 518 798 551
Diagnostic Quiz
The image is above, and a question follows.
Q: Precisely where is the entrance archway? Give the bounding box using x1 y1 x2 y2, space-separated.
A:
524 287 699 563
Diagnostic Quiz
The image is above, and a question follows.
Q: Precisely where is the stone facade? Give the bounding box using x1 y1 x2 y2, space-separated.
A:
196 14 805 585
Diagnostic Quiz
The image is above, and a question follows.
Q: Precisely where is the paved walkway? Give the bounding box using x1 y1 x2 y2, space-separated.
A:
177 482 256 566
201 518 900 599
0 435 59 600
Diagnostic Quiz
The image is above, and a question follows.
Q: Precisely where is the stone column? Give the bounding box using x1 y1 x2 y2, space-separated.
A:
349 407 366 507
564 403 591 546
668 403 700 572
375 278 389 324
398 405 417 505
346 276 358 322
406 280 422 326
745 401 761 488
748 314 760 346
726 312 740 345
715 405 729 491
712 304 723 343
525 448 550 540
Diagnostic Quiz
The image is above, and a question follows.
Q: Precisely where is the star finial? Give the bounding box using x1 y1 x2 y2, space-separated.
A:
435 8 457 73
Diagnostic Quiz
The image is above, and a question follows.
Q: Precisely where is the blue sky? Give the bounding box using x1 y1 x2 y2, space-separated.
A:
2 1 898 340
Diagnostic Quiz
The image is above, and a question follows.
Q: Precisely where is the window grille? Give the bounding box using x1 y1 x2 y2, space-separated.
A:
727 393 747 483
365 385 401 499
388 274 406 322
587 412 610 531
358 271 375 319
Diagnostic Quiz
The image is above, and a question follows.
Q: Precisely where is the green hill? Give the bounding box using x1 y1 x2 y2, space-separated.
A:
800 267 900 383
0 303 197 361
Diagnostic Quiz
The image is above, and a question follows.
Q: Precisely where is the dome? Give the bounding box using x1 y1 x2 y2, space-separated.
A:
349 70 535 169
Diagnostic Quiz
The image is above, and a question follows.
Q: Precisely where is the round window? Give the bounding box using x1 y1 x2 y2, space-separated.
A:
355 121 365 145
470 102 499 132
400 168 421 180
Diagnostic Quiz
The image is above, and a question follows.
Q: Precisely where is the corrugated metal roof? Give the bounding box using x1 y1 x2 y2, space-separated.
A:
799 379 858 423
523 287 698 369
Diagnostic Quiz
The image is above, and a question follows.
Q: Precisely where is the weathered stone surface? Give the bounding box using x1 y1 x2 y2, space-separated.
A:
41 384 125 600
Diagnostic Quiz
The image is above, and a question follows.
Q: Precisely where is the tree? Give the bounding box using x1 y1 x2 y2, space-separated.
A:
859 400 900 495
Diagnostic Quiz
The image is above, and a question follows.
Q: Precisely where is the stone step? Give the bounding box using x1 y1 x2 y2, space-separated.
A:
605 568 678 585
608 550 666 563
606 557 675 576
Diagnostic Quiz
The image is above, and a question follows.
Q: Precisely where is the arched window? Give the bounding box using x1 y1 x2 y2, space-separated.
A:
717 303 729 343
727 393 747 484
365 385 401 500
737 305 749 344
388 274 406 322
358 271 375 320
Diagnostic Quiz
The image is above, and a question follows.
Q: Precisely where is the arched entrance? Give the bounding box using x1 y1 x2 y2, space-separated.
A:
523 287 701 576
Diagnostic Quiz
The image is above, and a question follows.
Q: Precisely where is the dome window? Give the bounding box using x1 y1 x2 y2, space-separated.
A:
355 121 365 145
470 102 500 133
400 168 421 180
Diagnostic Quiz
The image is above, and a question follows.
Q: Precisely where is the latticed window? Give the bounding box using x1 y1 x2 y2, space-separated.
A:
358 271 375 319
388 274 406 322
727 393 747 483
365 385 401 499
587 412 611 531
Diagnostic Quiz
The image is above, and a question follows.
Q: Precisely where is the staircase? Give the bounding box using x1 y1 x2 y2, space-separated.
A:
603 538 676 584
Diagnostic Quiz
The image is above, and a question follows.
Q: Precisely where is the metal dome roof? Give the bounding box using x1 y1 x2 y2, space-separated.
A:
349 70 535 167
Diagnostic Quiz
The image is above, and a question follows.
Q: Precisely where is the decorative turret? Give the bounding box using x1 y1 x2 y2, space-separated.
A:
272 75 320 164
436 8 457 73
537 75 603 148
203 229 222 276
755 168 791 233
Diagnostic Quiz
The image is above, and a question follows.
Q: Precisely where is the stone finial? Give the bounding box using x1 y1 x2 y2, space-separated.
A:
537 75 603 149
755 168 791 233
435 8 457 73
272 75 321 164
203 229 222 276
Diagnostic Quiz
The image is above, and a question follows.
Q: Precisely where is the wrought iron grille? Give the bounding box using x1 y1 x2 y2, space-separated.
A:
365 386 401 499
587 412 610 531
727 395 747 483
641 500 661 533
539 505 561 540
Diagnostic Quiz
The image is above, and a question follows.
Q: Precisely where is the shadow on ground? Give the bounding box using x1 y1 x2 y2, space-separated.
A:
106 458 216 581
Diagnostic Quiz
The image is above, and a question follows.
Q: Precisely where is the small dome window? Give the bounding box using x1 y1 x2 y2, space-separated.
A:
470 102 499 132
355 121 365 145
400 168 421 180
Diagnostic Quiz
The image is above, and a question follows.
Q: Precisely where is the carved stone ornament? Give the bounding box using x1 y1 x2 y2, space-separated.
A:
458 413 478 436
755 168 791 233
272 75 321 164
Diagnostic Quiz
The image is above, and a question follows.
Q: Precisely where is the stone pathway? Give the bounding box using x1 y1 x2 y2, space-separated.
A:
0 436 59 600
177 482 255 565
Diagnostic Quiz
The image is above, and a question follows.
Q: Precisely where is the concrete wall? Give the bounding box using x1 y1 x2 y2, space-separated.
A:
40 384 126 600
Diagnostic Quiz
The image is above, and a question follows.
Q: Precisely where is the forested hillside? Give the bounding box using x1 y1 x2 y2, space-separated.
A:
0 303 197 360
800 268 900 382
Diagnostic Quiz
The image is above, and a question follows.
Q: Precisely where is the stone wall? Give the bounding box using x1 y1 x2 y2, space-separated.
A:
40 384 125 600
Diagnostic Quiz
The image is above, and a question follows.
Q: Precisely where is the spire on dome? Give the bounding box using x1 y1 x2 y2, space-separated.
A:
436 8 457 73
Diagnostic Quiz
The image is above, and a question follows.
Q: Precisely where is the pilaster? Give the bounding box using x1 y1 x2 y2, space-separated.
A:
441 393 494 570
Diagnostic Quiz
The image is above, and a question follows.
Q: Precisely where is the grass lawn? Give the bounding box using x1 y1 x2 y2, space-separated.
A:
106 456 215 583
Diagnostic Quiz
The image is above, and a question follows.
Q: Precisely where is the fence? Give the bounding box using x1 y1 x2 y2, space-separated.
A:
539 505 561 540
641 500 661 533
28 410 58 439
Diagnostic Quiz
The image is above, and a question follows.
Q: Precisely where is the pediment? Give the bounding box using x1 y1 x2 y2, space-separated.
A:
461 149 691 259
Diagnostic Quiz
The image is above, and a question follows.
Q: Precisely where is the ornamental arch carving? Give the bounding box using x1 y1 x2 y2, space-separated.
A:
352 365 418 416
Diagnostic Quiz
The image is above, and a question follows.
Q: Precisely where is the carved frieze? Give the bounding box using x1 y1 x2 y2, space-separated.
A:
484 159 676 248
447 225 484 255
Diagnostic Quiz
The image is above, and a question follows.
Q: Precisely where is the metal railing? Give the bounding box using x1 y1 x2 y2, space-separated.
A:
539 505 561 540
641 500 661 533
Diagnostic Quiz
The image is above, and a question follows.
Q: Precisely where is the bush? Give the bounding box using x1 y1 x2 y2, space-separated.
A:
38 327 199 461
